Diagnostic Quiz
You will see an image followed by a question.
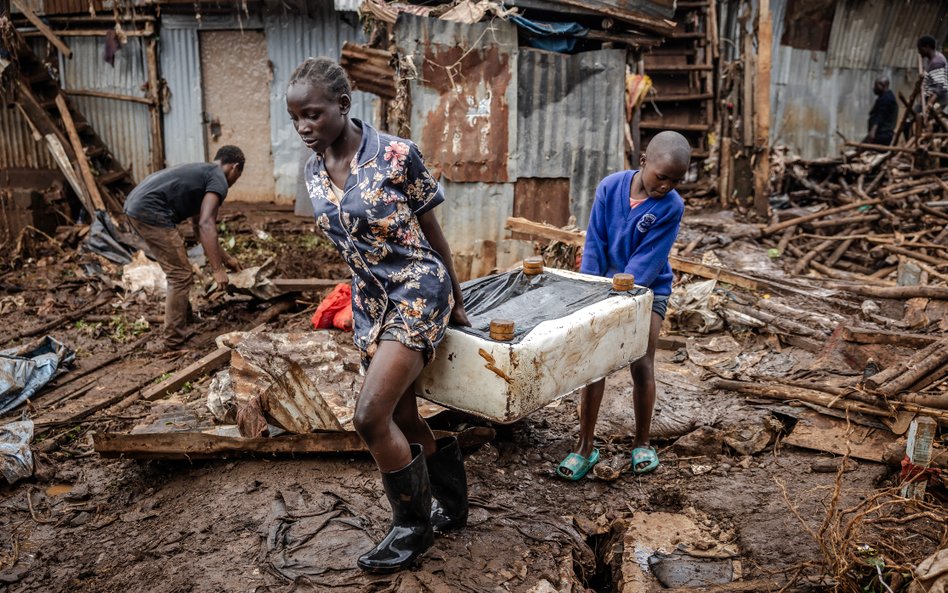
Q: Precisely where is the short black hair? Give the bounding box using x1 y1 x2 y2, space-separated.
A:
214 145 245 168
288 57 351 98
918 36 937 50
646 131 692 168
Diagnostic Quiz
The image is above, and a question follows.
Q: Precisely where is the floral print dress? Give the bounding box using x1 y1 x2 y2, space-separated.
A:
304 120 453 368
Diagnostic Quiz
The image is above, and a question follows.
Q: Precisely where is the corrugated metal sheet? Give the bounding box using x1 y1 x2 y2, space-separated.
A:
517 48 625 228
395 14 518 184
334 0 363 11
767 0 947 159
826 0 948 70
264 3 375 206
1 38 58 170
160 26 206 167
435 180 535 271
60 36 154 182
0 103 56 169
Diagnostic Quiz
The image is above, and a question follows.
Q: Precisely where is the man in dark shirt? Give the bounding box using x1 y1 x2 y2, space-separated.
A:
124 145 245 350
865 76 897 146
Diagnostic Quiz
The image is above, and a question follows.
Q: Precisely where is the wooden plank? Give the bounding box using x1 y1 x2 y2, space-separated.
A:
145 38 164 173
33 359 183 428
141 346 232 402
504 216 586 246
824 282 948 301
752 0 772 217
54 93 106 211
761 199 881 235
839 327 938 348
271 278 346 292
63 88 153 105
782 409 900 463
44 133 93 213
668 256 759 290
10 0 72 58
92 426 497 460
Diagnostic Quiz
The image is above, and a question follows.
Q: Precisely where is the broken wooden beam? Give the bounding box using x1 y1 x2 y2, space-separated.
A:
55 93 106 212
762 199 881 235
839 327 938 348
668 256 758 291
824 282 948 301
141 346 232 402
504 216 586 247
10 0 72 58
712 378 890 418
92 426 496 460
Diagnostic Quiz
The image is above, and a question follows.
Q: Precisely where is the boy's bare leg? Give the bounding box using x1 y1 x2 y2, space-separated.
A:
630 311 663 464
575 379 606 459
353 340 428 472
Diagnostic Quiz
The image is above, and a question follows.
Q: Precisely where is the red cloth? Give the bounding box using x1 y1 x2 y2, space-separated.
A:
900 455 941 484
312 283 353 331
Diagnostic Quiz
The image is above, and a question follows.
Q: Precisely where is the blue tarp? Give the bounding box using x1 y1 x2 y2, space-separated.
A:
0 336 75 415
510 15 589 53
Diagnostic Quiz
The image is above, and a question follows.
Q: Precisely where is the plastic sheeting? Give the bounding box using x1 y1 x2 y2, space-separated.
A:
459 269 647 343
84 211 148 265
0 419 34 484
0 337 75 414
509 15 588 53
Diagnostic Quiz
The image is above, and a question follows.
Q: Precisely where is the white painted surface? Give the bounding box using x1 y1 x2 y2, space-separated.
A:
416 268 653 423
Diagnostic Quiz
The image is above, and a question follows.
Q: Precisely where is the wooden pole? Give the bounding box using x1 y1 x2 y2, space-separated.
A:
719 136 732 207
146 37 164 173
55 93 106 211
64 88 154 105
761 199 881 234
752 0 771 217
10 0 72 58
44 134 94 213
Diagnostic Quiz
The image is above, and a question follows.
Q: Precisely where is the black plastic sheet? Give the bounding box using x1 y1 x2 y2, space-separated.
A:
84 211 151 265
458 269 647 343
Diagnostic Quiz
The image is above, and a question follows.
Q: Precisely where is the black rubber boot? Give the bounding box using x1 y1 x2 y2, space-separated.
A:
357 444 434 574
427 436 469 533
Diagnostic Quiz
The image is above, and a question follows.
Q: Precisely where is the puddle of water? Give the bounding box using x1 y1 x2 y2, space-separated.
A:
46 484 73 497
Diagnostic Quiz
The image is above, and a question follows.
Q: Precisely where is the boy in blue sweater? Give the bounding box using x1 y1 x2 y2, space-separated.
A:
557 131 690 480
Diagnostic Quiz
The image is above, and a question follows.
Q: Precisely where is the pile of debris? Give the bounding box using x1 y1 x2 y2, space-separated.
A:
763 144 948 292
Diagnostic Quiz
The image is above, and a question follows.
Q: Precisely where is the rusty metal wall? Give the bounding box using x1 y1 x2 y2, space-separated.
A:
517 48 626 228
160 26 206 167
395 14 518 184
60 35 154 182
264 3 375 207
768 0 948 158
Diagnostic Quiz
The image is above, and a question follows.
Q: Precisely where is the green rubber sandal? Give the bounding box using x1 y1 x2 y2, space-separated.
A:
556 449 600 481
631 446 660 475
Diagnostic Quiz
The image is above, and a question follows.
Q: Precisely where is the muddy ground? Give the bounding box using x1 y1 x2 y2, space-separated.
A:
0 206 926 593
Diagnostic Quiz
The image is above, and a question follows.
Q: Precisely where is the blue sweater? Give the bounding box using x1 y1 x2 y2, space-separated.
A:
580 170 684 296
